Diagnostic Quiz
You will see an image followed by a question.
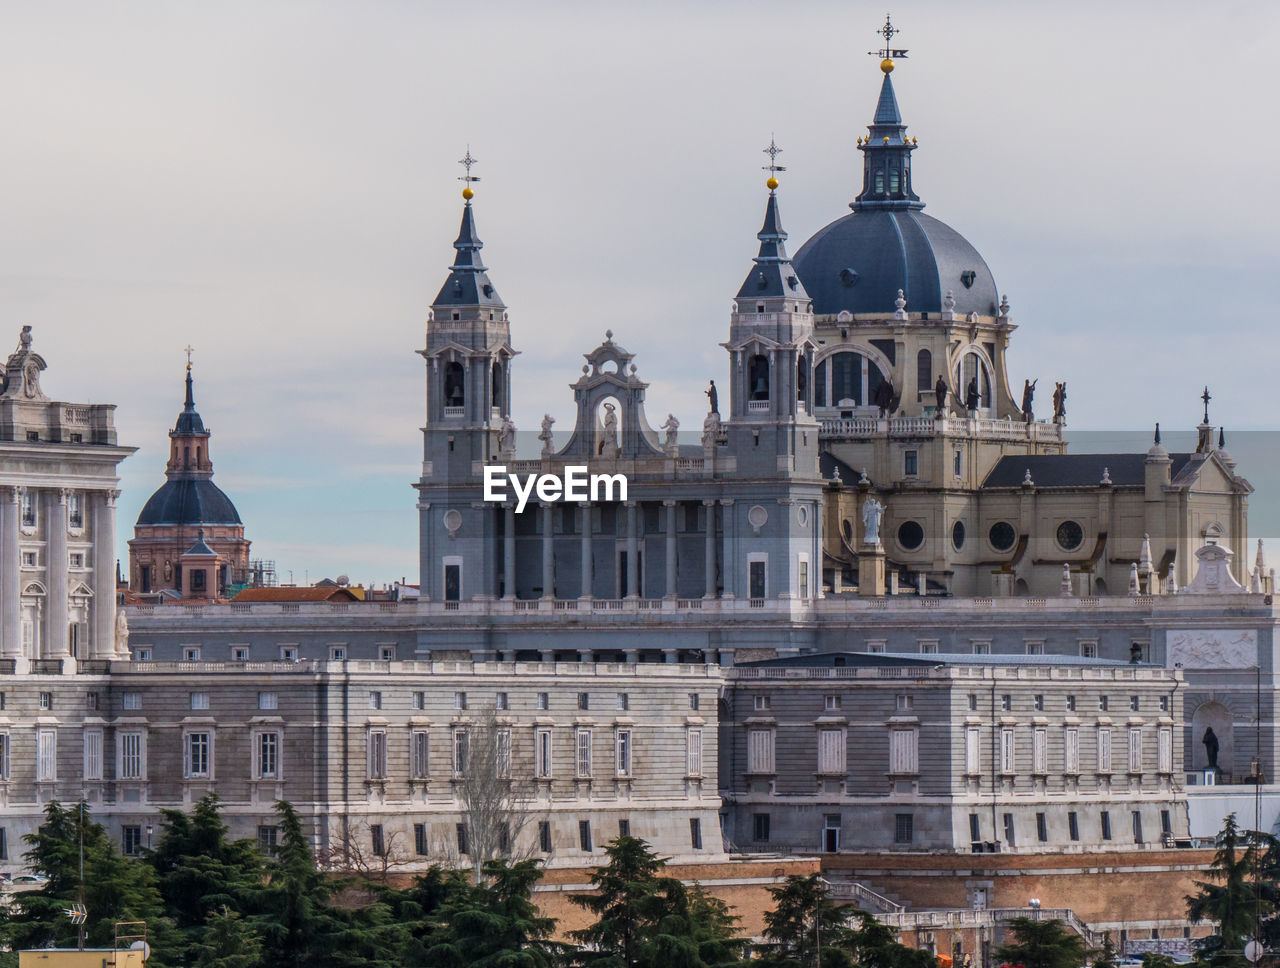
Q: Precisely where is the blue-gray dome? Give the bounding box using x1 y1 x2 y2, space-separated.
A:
792 209 999 317
136 478 242 527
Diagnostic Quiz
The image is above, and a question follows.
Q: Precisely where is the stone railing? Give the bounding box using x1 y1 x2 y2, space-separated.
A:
874 906 1101 944
819 414 1064 443
114 658 723 679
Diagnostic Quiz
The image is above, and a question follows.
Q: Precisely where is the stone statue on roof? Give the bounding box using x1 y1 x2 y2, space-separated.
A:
497 414 516 454
861 496 884 546
661 413 679 452
1021 379 1037 423
705 380 718 415
538 414 555 457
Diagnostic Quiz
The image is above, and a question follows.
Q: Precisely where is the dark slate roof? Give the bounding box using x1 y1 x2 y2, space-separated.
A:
182 534 218 557
982 453 1195 489
432 202 505 309
137 478 242 526
819 451 860 483
792 209 998 316
736 191 808 301
173 369 207 435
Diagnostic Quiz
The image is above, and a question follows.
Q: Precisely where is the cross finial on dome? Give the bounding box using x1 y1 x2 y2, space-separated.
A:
1202 385 1211 423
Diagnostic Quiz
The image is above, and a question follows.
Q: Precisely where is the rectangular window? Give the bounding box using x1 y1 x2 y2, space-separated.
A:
379 645 395 661
1033 727 1048 773
258 692 278 710
972 641 990 655
1080 641 1098 658
21 551 36 567
579 820 593 852
329 646 347 661
452 729 469 776
1036 812 1048 843
753 813 771 842
889 729 918 774
748 728 775 773
1026 641 1044 656
496 691 509 711
0 827 6 860
1158 727 1173 773
82 729 101 781
1132 810 1144 844
1128 727 1142 773
232 647 249 661
122 826 142 857
615 729 632 777
1001 694 1012 711
257 732 280 779
1130 695 1140 712
279 646 297 661
183 646 201 661
537 692 549 710
1101 810 1113 840
454 691 467 710
968 693 978 711
368 691 382 710
1161 809 1172 836
618 819 630 838
456 823 469 855
577 692 590 711
1003 813 1016 847
690 818 703 849
904 450 918 476
492 729 510 779
576 728 593 778
413 691 426 710
69 552 84 568
414 823 428 856
753 695 771 711
539 821 552 853
686 727 703 777
689 692 700 711
818 728 845 774
798 559 809 599
371 824 385 857
616 692 629 711
1098 728 1113 773
20 492 36 527
190 692 209 710
894 814 914 845
965 726 981 775
0 735 8 779
258 826 278 852
1066 694 1077 712
896 694 914 711
118 731 144 780
1160 695 1170 712
39 692 52 710
185 732 211 778
535 728 553 778
824 693 841 711
1000 726 1015 774
1068 811 1080 841
969 814 981 843
1034 694 1045 711
749 559 766 599
367 730 387 780
412 730 430 779
1064 726 1080 774
1099 695 1109 711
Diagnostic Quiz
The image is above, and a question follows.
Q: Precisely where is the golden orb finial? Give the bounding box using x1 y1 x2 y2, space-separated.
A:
462 186 474 200
881 57 894 74
766 176 779 191
883 136 890 144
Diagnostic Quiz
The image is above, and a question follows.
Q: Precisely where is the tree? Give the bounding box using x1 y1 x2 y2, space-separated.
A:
189 908 264 968
424 859 563 968
756 873 853 968
1187 813 1268 962
847 910 936 968
1093 932 1120 968
993 917 1090 968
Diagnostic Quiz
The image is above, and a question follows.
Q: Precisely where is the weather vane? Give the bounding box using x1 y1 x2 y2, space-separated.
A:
762 136 785 176
869 13 909 60
184 344 194 370
458 146 480 185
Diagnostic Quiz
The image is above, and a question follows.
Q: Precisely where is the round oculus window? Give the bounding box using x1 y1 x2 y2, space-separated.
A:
897 520 925 551
952 520 966 550
1056 520 1084 551
797 505 809 527
989 521 1016 552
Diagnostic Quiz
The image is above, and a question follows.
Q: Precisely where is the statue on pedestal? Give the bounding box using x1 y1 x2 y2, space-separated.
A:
497 415 516 454
701 411 721 449
114 609 130 655
861 497 885 546
1021 378 1037 423
705 380 719 415
965 377 980 413
934 375 948 416
597 402 618 456
660 414 679 452
538 414 555 457
1052 381 1067 422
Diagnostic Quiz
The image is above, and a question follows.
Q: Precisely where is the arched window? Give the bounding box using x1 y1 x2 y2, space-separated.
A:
955 351 992 410
196 446 202 466
874 170 885 194
184 445 190 467
749 354 770 402
814 351 889 409
491 361 503 411
796 356 808 406
888 169 900 194
443 362 465 410
916 349 932 394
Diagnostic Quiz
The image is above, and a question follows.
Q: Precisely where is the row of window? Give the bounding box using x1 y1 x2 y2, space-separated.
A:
146 644 399 662
981 692 1171 713
17 551 91 569
15 491 88 530
114 689 698 714
852 639 1149 659
967 724 1175 776
405 816 705 858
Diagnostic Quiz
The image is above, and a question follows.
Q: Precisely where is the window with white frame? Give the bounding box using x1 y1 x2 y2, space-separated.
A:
495 727 511 778
1000 726 1016 774
412 691 425 710
535 728 552 778
185 731 212 778
82 729 101 781
379 645 395 661
368 691 382 711
614 728 632 777
412 730 429 779
367 730 387 780
686 727 703 777
329 645 347 661
231 646 249 661
964 726 981 775
537 692 549 710
889 728 918 774
1064 726 1080 774
454 691 467 710
0 733 9 779
1032 727 1048 774
279 646 298 661
1158 727 1173 773
616 693 629 711
122 692 142 711
748 728 775 773
183 646 201 661
496 691 509 711
753 695 771 711
452 728 469 776
576 728 593 778
118 731 144 780
824 694 841 711
37 728 56 781
68 492 83 529
258 692 278 710
190 692 209 711
1098 727 1113 773
1128 727 1142 773
818 728 845 774
256 731 280 779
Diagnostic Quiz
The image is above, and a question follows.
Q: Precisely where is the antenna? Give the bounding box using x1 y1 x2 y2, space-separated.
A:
868 13 909 59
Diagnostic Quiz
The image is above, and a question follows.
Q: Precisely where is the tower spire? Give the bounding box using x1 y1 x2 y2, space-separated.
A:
737 139 808 301
433 148 504 309
853 16 922 212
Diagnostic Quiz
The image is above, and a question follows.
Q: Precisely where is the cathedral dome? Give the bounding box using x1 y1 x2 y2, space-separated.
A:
793 209 999 317
136 478 242 527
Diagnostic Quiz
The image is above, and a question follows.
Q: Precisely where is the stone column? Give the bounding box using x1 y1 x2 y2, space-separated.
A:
703 500 716 599
664 500 677 599
92 490 120 658
625 502 639 599
1 488 20 658
540 503 554 599
45 489 69 659
503 504 516 600
579 503 593 599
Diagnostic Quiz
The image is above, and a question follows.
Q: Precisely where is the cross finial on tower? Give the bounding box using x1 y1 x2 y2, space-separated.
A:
762 135 785 192
184 344 194 371
869 13 908 60
458 146 480 185
1202 385 1212 423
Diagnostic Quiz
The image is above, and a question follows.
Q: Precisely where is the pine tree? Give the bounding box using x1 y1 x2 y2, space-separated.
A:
424 859 562 968
756 873 853 968
1186 813 1268 962
993 917 1091 968
188 908 264 968
248 801 338 968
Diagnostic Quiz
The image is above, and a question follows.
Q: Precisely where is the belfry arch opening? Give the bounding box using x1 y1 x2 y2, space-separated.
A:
814 350 889 409
443 361 465 410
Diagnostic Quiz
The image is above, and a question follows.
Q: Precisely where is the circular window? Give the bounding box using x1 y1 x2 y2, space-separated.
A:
443 509 463 533
1056 520 1084 551
989 521 1016 552
897 521 925 551
952 520 965 550
797 505 809 527
748 505 768 529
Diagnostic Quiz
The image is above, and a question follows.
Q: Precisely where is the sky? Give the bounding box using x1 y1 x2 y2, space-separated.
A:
2 0 1278 585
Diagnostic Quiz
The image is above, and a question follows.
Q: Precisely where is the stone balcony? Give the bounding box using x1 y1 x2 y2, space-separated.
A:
819 413 1064 443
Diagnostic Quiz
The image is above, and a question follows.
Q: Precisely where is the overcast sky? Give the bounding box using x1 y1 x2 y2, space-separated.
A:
3 0 1277 585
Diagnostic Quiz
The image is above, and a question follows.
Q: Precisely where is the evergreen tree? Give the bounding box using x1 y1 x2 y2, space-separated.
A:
1186 813 1269 963
1093 932 1120 968
846 910 936 968
993 917 1091 968
756 873 853 968
424 859 562 968
382 866 464 967
189 908 264 968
